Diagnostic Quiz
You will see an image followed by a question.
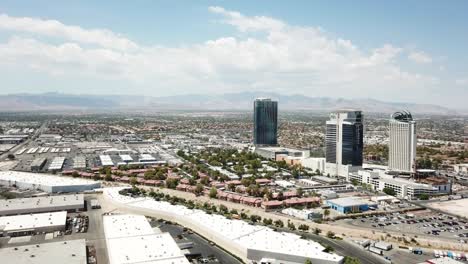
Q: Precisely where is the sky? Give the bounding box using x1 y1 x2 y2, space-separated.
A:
0 0 467 108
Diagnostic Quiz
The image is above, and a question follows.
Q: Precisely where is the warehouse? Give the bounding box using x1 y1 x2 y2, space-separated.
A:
104 214 190 264
99 155 114 166
0 211 66 237
48 157 66 171
30 157 47 172
0 194 84 216
119 154 133 163
0 171 100 193
326 197 370 214
73 156 87 169
0 239 86 264
104 188 344 264
139 153 156 162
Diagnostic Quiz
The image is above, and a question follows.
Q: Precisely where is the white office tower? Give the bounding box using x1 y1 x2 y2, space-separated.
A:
325 110 363 177
388 111 417 173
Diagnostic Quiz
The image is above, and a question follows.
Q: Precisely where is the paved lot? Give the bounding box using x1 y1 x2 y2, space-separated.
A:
340 210 468 243
157 221 243 264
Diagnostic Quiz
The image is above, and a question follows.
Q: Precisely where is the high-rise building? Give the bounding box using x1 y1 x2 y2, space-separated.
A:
325 110 363 166
388 111 417 173
253 98 278 146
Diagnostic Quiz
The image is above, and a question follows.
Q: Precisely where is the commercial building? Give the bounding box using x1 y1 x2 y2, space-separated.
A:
388 111 417 173
0 194 84 216
0 211 66 237
325 110 363 176
99 155 114 166
30 157 47 172
326 197 370 214
104 188 344 264
348 169 450 199
119 154 133 163
253 98 278 146
72 156 86 169
48 157 65 171
0 171 100 193
0 239 86 264
255 146 309 160
139 153 156 162
302 157 326 173
103 214 190 264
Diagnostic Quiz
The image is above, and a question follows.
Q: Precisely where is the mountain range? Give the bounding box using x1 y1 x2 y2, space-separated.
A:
0 92 463 115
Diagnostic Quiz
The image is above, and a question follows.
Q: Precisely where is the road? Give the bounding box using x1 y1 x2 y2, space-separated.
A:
130 183 468 253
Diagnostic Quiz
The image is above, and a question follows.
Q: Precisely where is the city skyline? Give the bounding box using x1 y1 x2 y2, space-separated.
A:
0 1 467 108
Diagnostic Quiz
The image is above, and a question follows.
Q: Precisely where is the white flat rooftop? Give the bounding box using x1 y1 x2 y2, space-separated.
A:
99 155 114 166
104 189 343 263
0 211 66 232
327 197 368 207
104 214 189 264
0 171 98 187
0 194 83 213
119 154 133 162
0 239 86 264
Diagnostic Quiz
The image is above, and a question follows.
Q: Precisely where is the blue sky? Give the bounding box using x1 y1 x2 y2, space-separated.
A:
0 1 467 108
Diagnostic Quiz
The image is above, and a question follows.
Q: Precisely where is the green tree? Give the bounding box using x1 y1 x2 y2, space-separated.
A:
383 187 396 196
305 259 313 264
195 183 204 196
326 231 335 238
343 256 361 264
209 187 218 198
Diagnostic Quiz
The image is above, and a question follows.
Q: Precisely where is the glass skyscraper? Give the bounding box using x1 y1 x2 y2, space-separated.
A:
325 110 363 166
253 98 278 146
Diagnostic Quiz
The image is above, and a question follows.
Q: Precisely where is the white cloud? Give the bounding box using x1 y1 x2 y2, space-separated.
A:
408 51 432 64
0 7 444 103
455 78 468 86
0 13 138 51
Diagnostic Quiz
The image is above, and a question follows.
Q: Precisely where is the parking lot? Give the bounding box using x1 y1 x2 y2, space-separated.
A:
342 210 468 242
152 219 243 264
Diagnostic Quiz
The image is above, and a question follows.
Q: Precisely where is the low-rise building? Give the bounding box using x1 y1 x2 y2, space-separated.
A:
0 239 86 264
326 197 370 214
0 211 66 237
0 171 100 193
0 194 84 216
103 214 190 264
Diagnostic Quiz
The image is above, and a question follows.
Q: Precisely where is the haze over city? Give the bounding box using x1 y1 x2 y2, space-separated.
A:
0 1 467 108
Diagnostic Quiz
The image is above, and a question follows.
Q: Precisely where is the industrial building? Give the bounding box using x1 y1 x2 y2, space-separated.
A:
99 155 114 166
0 239 86 264
326 197 370 214
253 98 278 146
72 156 87 169
0 194 84 216
103 214 190 264
104 188 344 264
119 154 133 163
388 111 417 173
0 171 100 193
139 153 156 162
48 157 66 171
0 211 66 237
30 157 47 172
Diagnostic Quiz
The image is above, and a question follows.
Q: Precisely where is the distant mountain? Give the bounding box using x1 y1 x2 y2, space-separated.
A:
0 92 462 115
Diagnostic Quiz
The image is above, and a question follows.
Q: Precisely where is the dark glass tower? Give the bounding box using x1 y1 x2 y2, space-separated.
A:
325 110 363 166
254 98 278 146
